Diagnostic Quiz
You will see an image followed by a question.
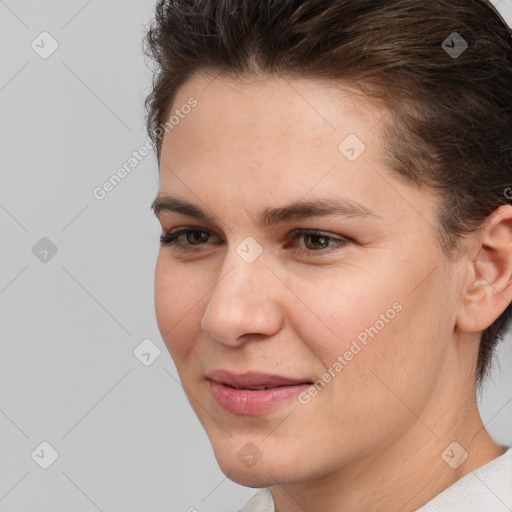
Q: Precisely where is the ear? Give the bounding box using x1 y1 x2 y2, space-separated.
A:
456 205 512 333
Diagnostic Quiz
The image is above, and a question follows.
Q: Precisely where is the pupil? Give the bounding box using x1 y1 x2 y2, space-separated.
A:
306 234 327 250
189 230 207 244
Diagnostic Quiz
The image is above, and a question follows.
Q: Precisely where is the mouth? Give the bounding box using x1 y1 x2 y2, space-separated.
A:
206 369 313 389
205 369 314 415
223 383 295 390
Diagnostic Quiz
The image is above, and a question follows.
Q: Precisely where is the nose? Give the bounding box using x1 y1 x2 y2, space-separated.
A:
200 249 284 347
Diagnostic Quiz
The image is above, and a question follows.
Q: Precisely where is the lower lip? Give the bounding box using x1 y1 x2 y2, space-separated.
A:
208 379 311 415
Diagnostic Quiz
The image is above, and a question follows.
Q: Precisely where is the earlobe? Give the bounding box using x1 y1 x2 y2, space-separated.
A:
456 205 512 333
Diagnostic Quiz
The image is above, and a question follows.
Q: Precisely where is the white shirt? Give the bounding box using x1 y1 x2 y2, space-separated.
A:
238 447 512 511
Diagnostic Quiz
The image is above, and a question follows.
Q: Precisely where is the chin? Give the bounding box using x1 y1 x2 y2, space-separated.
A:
212 442 308 488
221 466 274 488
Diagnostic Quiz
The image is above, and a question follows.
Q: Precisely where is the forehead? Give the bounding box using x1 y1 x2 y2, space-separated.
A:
167 72 384 147
160 74 387 180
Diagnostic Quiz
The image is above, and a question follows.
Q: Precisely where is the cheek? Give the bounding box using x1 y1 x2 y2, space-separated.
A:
290 257 447 391
154 256 203 357
321 274 453 418
283 269 396 365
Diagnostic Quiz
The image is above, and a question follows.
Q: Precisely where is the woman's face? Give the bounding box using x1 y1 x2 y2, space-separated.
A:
153 74 465 487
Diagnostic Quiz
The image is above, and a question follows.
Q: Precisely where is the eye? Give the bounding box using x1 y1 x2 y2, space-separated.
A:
160 227 219 251
159 227 351 256
287 229 351 254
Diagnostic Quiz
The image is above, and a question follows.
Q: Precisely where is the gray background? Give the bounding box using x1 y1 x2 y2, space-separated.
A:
0 1 511 511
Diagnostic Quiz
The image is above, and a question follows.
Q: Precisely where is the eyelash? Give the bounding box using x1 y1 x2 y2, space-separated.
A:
159 227 351 256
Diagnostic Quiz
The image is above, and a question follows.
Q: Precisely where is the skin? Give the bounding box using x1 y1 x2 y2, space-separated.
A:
152 73 512 512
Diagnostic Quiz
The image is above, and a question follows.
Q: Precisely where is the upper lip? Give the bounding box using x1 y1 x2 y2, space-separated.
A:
206 369 312 388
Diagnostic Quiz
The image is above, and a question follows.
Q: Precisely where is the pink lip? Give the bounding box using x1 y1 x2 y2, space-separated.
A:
206 370 312 415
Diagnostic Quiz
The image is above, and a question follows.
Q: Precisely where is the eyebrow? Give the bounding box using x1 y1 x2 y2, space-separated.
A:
151 195 380 226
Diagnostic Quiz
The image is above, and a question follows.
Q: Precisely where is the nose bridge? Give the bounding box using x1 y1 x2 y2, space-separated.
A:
213 235 271 301
200 243 282 344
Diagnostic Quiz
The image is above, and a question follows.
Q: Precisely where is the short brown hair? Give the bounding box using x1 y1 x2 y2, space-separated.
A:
143 0 512 385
